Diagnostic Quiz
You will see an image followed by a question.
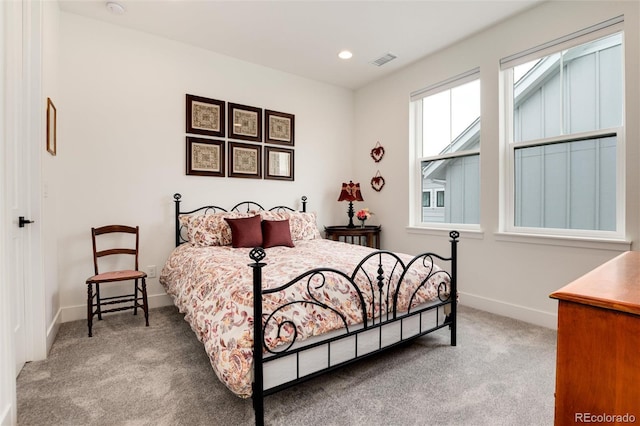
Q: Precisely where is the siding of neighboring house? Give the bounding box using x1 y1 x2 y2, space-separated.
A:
514 40 622 230
421 125 480 223
444 153 480 224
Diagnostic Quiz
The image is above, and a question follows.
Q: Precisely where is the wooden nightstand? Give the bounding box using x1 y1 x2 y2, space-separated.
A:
324 225 381 249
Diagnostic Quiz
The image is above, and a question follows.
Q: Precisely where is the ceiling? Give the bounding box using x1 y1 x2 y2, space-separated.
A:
58 0 542 90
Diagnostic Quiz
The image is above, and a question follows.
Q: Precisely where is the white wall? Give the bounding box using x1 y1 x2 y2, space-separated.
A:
354 1 640 328
56 12 355 321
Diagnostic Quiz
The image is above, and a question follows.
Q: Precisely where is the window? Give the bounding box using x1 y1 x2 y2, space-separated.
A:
422 191 431 208
410 69 480 226
502 19 624 237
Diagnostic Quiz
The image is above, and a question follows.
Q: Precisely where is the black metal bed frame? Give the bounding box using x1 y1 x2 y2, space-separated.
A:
174 192 307 246
172 193 458 425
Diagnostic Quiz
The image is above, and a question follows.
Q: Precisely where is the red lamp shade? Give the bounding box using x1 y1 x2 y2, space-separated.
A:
337 181 364 202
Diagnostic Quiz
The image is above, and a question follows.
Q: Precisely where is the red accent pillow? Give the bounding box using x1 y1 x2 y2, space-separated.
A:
224 215 263 248
262 219 295 248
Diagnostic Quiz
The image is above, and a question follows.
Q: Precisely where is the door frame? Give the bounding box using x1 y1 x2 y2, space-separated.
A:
22 0 46 364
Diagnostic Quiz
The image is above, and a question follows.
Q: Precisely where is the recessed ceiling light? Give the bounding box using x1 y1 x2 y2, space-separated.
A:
338 50 353 60
106 2 125 15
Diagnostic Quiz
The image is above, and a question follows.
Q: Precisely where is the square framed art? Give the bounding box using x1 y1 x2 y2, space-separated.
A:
264 146 294 181
228 142 261 179
186 94 225 138
228 103 262 142
186 137 225 177
265 109 295 146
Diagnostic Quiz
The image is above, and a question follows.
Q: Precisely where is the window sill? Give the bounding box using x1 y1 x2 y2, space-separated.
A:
494 232 631 251
406 225 485 240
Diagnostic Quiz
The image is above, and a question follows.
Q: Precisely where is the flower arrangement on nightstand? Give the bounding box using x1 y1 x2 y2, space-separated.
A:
356 208 373 228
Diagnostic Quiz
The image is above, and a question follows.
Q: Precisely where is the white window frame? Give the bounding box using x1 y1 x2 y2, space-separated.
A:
409 68 481 230
500 16 626 240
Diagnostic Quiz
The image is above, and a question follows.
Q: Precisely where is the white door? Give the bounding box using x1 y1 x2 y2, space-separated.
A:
5 0 29 376
1 1 43 421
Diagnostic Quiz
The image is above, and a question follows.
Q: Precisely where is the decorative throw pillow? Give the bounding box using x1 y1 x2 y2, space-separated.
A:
224 215 263 248
262 219 295 248
288 212 321 240
187 212 248 247
259 210 290 221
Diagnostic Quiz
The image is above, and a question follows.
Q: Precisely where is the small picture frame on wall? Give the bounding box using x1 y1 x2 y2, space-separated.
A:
228 142 261 179
46 97 57 156
265 110 295 146
265 146 294 181
228 103 262 142
186 137 225 177
186 94 225 138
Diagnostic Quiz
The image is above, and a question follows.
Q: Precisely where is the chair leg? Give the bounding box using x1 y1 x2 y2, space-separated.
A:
87 283 93 337
142 277 149 327
96 283 102 320
133 278 139 316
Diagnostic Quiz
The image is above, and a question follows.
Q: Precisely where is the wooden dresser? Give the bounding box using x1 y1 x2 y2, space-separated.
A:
549 251 640 425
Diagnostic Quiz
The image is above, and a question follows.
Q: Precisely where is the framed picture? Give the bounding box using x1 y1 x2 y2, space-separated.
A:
46 97 57 156
186 94 225 138
228 142 261 179
186 137 225 177
228 103 262 142
265 110 295 146
264 146 294 181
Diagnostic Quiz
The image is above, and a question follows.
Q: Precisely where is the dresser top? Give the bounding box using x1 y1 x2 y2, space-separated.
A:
550 251 640 316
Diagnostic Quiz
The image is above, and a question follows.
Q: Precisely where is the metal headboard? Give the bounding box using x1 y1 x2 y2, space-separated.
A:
173 193 308 246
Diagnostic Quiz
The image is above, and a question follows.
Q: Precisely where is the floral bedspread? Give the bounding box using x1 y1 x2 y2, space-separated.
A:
159 239 450 397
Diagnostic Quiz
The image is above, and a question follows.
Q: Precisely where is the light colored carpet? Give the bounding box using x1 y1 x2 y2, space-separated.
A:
17 305 556 425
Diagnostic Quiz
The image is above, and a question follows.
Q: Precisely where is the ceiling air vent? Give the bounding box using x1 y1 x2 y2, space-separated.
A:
370 53 397 67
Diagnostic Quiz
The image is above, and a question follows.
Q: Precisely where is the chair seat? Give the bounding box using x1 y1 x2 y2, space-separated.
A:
87 270 147 284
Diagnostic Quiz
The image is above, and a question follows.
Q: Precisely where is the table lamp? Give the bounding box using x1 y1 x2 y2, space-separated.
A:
337 181 364 228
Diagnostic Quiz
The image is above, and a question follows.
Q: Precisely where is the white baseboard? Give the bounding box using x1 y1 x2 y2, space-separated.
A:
46 308 62 355
60 293 174 323
0 404 12 426
459 291 558 330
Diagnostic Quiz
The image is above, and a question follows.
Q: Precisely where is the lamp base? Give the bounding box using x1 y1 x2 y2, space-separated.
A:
346 201 355 228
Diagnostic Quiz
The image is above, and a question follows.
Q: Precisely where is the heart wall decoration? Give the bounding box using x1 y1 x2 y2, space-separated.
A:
370 141 385 163
371 171 385 192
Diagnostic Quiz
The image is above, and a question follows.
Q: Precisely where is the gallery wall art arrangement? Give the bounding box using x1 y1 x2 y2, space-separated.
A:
185 94 295 181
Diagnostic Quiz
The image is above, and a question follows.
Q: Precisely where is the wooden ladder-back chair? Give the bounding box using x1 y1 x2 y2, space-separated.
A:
86 225 149 337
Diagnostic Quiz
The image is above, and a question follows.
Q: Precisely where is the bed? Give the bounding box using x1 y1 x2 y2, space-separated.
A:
160 193 458 425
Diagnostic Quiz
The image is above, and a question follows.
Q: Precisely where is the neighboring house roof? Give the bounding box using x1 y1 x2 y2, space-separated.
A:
422 118 480 179
515 33 621 104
